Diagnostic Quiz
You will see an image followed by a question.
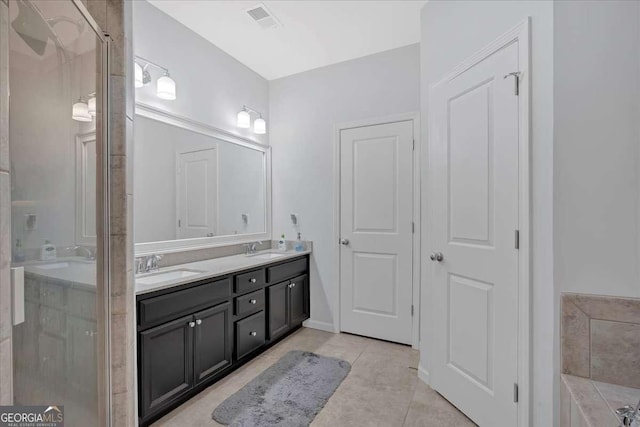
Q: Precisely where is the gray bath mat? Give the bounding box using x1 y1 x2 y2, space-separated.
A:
212 350 351 427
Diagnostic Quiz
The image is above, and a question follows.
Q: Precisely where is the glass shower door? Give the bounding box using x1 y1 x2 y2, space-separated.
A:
7 1 107 425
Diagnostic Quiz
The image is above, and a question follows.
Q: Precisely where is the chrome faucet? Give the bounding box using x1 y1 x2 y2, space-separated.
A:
617 398 640 427
69 245 96 260
136 254 163 274
244 241 263 256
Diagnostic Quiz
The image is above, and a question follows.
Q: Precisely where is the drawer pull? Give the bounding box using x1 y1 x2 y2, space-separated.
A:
249 331 257 337
196 319 202 325
249 299 257 304
250 278 257 283
189 321 196 328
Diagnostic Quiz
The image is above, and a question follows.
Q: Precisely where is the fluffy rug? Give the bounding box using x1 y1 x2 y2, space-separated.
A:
212 350 351 427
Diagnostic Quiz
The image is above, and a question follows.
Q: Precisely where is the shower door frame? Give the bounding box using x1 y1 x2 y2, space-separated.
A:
4 1 112 425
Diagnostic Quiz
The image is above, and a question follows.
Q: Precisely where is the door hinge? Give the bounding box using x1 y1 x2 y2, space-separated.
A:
515 230 520 250
412 222 415 233
412 139 415 150
178 219 181 227
504 72 522 96
411 305 414 316
513 383 519 403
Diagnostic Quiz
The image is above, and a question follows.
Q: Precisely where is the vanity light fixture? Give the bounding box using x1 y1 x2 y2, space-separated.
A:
134 55 176 100
254 115 266 134
72 97 92 122
87 92 96 117
237 108 251 129
237 105 267 134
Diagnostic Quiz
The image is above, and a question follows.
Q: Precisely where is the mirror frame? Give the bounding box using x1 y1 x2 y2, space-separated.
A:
134 103 272 255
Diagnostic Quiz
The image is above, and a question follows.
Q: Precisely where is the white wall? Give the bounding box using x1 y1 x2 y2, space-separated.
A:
554 0 640 299
419 2 555 426
133 0 269 145
269 44 420 329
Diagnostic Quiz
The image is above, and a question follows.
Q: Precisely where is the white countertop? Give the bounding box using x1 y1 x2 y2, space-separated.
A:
135 249 311 295
19 257 97 287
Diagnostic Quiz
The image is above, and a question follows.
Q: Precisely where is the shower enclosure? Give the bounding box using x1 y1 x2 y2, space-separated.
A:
1 0 110 425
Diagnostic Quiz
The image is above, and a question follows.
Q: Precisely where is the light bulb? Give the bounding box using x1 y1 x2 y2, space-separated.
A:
253 117 266 134
135 62 143 88
72 98 92 122
237 109 251 128
87 96 96 117
156 72 176 100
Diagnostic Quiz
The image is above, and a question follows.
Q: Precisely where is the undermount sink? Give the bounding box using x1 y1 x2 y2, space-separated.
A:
250 252 287 260
136 269 203 285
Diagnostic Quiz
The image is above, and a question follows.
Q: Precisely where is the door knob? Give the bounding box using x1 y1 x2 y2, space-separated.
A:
430 252 444 262
340 238 349 246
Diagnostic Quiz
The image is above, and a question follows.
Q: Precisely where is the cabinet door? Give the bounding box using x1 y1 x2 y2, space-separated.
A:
139 315 194 419
193 303 232 384
289 274 309 327
66 316 97 395
267 281 289 340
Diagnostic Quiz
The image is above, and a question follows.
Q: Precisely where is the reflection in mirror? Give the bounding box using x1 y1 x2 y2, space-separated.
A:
76 132 97 245
134 112 267 246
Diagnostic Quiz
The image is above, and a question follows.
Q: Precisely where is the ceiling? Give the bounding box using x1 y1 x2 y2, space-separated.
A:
147 0 426 80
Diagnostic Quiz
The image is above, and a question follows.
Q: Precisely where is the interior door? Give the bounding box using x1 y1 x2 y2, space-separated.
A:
428 41 520 426
176 148 218 239
339 120 414 345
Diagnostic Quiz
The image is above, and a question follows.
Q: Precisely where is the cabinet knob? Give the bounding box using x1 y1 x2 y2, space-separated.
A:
188 321 196 328
249 299 257 304
291 283 296 288
196 319 202 325
250 278 257 283
250 331 257 337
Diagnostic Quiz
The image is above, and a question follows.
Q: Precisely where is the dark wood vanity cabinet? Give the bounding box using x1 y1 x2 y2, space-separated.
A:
137 255 310 426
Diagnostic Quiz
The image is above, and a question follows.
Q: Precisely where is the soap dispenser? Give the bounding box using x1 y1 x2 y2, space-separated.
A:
41 240 57 261
295 233 305 252
278 234 287 251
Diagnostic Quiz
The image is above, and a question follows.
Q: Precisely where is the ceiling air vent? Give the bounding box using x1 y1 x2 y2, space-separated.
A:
245 3 281 30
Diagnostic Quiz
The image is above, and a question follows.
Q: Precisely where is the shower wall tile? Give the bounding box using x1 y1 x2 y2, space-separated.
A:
106 0 127 77
110 76 127 156
81 0 107 31
0 0 8 173
561 293 640 389
110 155 128 235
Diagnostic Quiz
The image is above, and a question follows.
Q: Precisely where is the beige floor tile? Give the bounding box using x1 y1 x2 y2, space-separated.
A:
151 328 475 427
403 381 477 427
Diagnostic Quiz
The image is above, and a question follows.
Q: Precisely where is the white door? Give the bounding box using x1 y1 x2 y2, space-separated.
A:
339 120 414 345
176 148 218 239
428 42 520 425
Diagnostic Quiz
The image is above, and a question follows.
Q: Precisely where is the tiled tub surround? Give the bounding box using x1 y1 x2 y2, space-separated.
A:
561 293 640 426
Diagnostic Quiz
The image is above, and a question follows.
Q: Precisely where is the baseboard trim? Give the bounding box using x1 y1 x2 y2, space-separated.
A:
417 364 430 385
302 319 335 333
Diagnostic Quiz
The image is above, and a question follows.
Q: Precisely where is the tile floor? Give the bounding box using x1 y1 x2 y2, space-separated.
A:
152 327 476 427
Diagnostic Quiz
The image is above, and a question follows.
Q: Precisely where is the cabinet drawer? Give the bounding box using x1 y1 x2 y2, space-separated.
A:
235 311 265 360
138 278 231 330
267 258 307 284
234 269 266 294
235 289 265 317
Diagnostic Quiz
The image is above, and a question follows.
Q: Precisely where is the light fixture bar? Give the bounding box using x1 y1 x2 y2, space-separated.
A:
242 105 263 116
135 55 169 74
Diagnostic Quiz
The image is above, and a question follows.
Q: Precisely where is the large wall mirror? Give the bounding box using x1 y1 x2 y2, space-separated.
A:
134 104 271 254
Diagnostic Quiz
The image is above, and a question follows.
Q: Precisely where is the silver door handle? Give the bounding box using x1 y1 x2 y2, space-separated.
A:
430 252 444 262
11 267 25 326
340 238 349 246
